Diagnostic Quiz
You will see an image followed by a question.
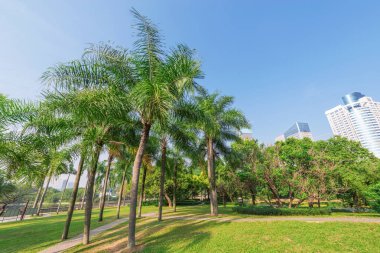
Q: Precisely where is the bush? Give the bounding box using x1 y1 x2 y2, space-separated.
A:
177 200 206 206
233 206 332 216
326 201 343 208
331 208 375 213
142 200 158 206
366 183 380 213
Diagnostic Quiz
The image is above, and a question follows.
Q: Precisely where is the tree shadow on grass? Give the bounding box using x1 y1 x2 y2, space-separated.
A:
68 217 226 253
140 219 224 253
69 218 165 253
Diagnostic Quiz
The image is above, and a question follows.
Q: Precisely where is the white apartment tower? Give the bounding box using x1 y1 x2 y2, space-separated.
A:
325 92 380 157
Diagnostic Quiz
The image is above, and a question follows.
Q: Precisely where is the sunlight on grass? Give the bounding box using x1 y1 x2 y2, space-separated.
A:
66 205 380 253
1 205 380 253
0 205 158 253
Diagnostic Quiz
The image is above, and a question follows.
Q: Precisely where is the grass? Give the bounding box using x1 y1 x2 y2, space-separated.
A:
165 204 380 218
65 205 380 253
0 205 157 253
1 204 380 253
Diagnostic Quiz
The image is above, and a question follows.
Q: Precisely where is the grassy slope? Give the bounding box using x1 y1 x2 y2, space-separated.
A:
66 205 380 253
0 205 157 253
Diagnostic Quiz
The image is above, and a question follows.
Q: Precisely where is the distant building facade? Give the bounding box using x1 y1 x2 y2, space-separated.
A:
61 179 68 191
275 122 313 142
275 134 285 142
240 131 253 140
325 92 380 157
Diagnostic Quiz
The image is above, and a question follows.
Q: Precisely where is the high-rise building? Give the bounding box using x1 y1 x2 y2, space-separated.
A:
275 122 313 142
240 130 253 140
61 179 68 191
325 92 380 157
275 134 285 142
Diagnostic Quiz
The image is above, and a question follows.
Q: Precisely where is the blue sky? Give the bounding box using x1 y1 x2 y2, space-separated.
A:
2 0 380 144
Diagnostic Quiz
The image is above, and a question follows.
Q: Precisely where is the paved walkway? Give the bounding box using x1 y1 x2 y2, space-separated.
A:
40 217 129 253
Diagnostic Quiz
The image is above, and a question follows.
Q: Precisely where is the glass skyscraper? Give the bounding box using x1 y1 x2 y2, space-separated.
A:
275 122 313 141
325 92 380 158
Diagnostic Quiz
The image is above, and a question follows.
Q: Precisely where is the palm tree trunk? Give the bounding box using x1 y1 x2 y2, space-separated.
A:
93 182 97 205
128 123 151 249
207 137 218 216
116 165 127 219
158 139 167 221
61 154 85 240
173 162 177 212
37 170 53 216
57 174 70 214
83 142 102 245
32 184 43 209
123 184 128 206
80 180 89 210
99 154 113 222
137 165 147 218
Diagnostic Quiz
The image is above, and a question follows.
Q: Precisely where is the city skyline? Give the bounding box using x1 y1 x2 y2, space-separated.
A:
2 1 380 143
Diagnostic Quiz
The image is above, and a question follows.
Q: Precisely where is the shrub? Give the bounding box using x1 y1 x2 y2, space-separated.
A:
233 206 332 216
177 200 206 206
331 208 375 213
366 183 380 213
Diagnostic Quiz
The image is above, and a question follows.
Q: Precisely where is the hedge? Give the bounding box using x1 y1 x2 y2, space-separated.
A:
331 208 376 213
233 206 332 216
176 200 206 206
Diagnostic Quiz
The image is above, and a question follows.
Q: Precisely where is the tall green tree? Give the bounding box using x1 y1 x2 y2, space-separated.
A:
195 91 249 216
42 65 132 244
125 9 202 248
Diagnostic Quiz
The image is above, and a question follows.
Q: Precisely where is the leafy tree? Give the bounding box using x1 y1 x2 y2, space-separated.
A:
277 138 314 207
324 137 380 208
366 183 380 212
227 139 263 205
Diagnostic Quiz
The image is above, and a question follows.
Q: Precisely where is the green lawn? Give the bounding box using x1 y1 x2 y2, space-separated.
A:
65 205 380 253
0 205 157 253
1 205 380 253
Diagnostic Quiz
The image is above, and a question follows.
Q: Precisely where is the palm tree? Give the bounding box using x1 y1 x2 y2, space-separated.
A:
170 149 186 212
57 162 74 214
98 129 136 222
21 106 76 216
114 159 131 219
195 91 249 216
155 109 199 221
137 164 147 218
0 95 43 208
94 160 107 206
39 8 201 246
61 150 86 240
137 143 157 218
124 9 202 248
32 182 43 209
42 51 133 244
98 152 114 222
36 148 74 215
